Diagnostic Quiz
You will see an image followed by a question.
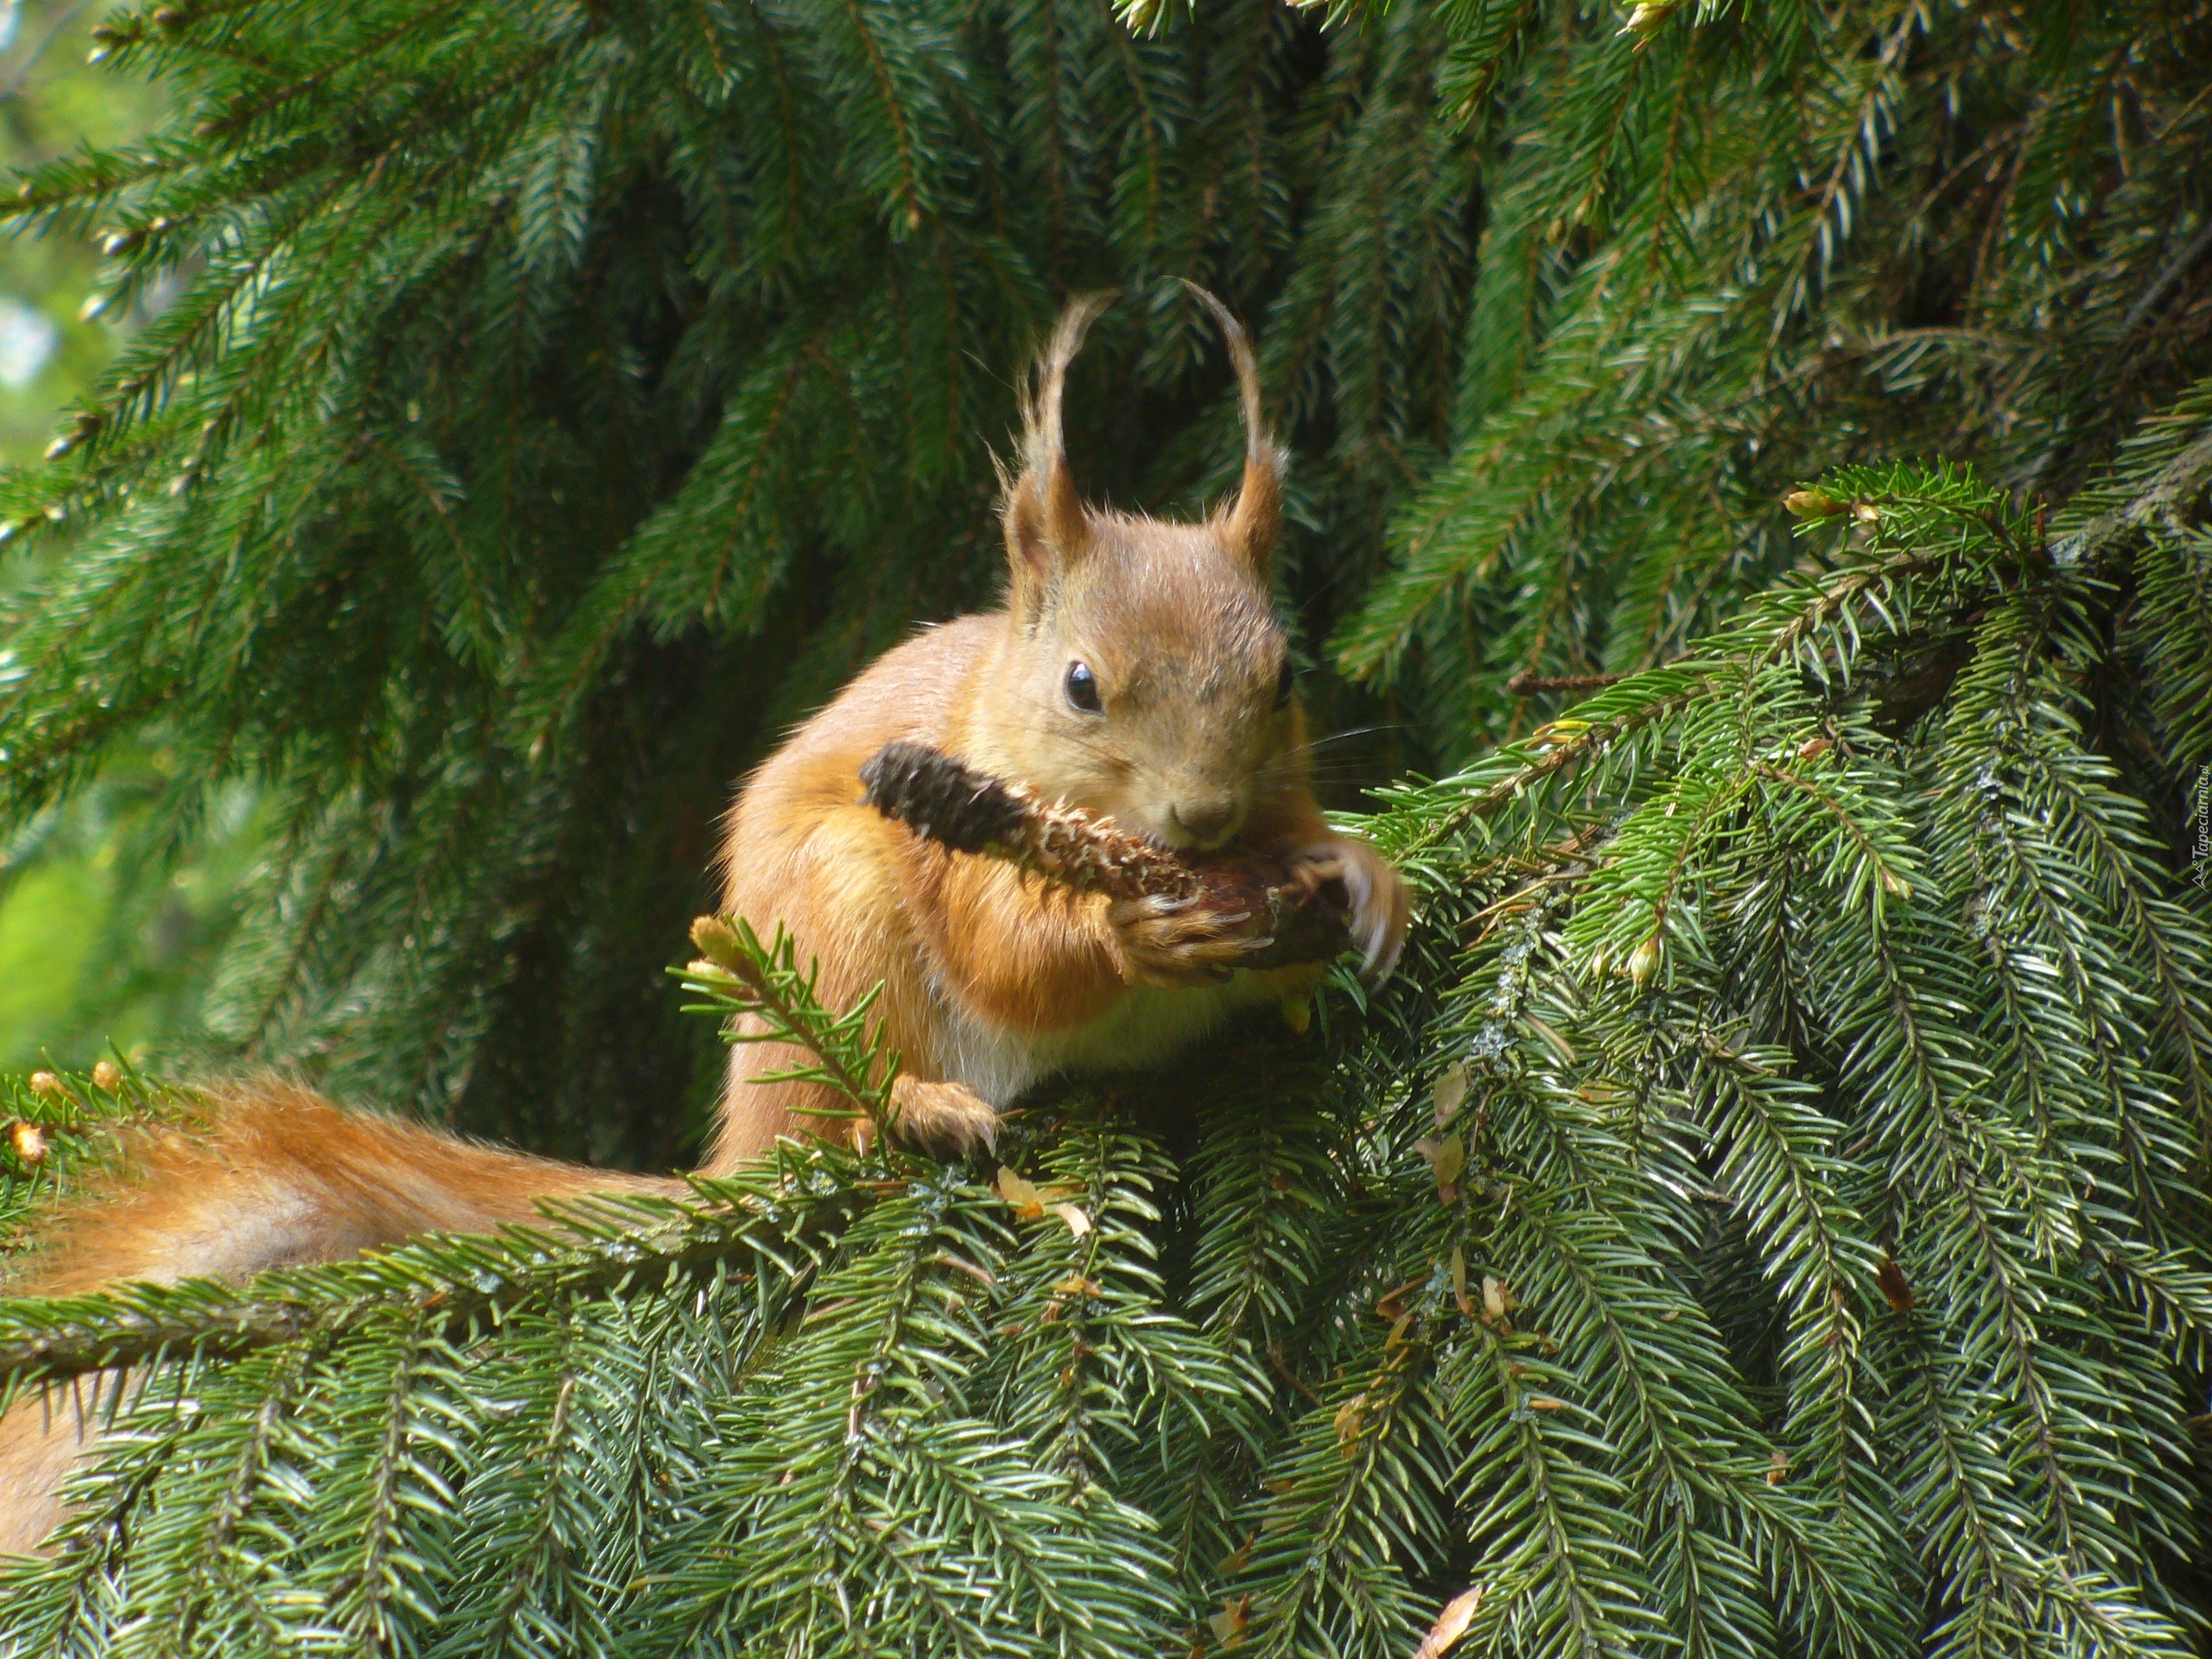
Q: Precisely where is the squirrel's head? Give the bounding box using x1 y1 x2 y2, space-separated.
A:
981 289 1298 853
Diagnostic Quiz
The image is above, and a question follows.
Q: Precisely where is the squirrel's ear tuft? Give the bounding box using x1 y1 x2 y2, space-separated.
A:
1185 282 1282 577
1004 295 1110 615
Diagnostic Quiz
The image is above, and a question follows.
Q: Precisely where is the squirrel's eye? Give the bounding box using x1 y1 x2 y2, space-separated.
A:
1273 657 1295 709
1065 660 1102 714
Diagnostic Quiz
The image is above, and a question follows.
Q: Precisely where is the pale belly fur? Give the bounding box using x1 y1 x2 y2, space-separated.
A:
934 972 1279 1108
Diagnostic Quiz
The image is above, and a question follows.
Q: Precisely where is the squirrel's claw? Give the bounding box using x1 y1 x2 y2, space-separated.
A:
1108 891 1266 988
1288 837 1408 984
888 1075 1001 1157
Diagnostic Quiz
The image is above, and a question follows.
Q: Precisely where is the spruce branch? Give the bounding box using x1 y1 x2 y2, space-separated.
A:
0 925 916 1389
0 1181 849 1389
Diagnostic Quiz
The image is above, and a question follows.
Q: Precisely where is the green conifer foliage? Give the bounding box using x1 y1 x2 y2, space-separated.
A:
0 0 1477 1163
2 2 2210 1655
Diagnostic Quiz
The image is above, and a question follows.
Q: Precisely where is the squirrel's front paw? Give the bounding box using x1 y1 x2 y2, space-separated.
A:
889 1075 1001 1156
1287 836 1409 983
1108 892 1270 989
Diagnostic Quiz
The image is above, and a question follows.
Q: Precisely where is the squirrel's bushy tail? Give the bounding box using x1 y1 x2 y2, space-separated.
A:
0 1078 683 1555
12 1078 683 1295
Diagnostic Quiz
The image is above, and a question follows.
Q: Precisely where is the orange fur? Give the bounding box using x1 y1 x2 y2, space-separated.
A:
0 1386 104 1561
0 295 1409 1552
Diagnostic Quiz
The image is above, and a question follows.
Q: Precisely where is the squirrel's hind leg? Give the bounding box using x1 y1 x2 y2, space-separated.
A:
887 1075 999 1156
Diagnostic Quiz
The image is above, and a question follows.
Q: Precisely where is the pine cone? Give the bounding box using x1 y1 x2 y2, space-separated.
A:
858 742 1353 972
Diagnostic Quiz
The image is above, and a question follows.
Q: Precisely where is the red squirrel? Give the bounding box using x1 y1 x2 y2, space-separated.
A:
705 291 1405 1161
0 292 1408 1553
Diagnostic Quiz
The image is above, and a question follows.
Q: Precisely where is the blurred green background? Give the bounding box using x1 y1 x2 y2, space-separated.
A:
0 0 249 1074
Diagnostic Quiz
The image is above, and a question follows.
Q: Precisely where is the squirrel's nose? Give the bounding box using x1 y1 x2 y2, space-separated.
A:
1169 797 1238 848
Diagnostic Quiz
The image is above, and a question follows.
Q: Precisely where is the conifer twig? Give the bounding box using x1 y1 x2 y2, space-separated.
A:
0 1191 818 1386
